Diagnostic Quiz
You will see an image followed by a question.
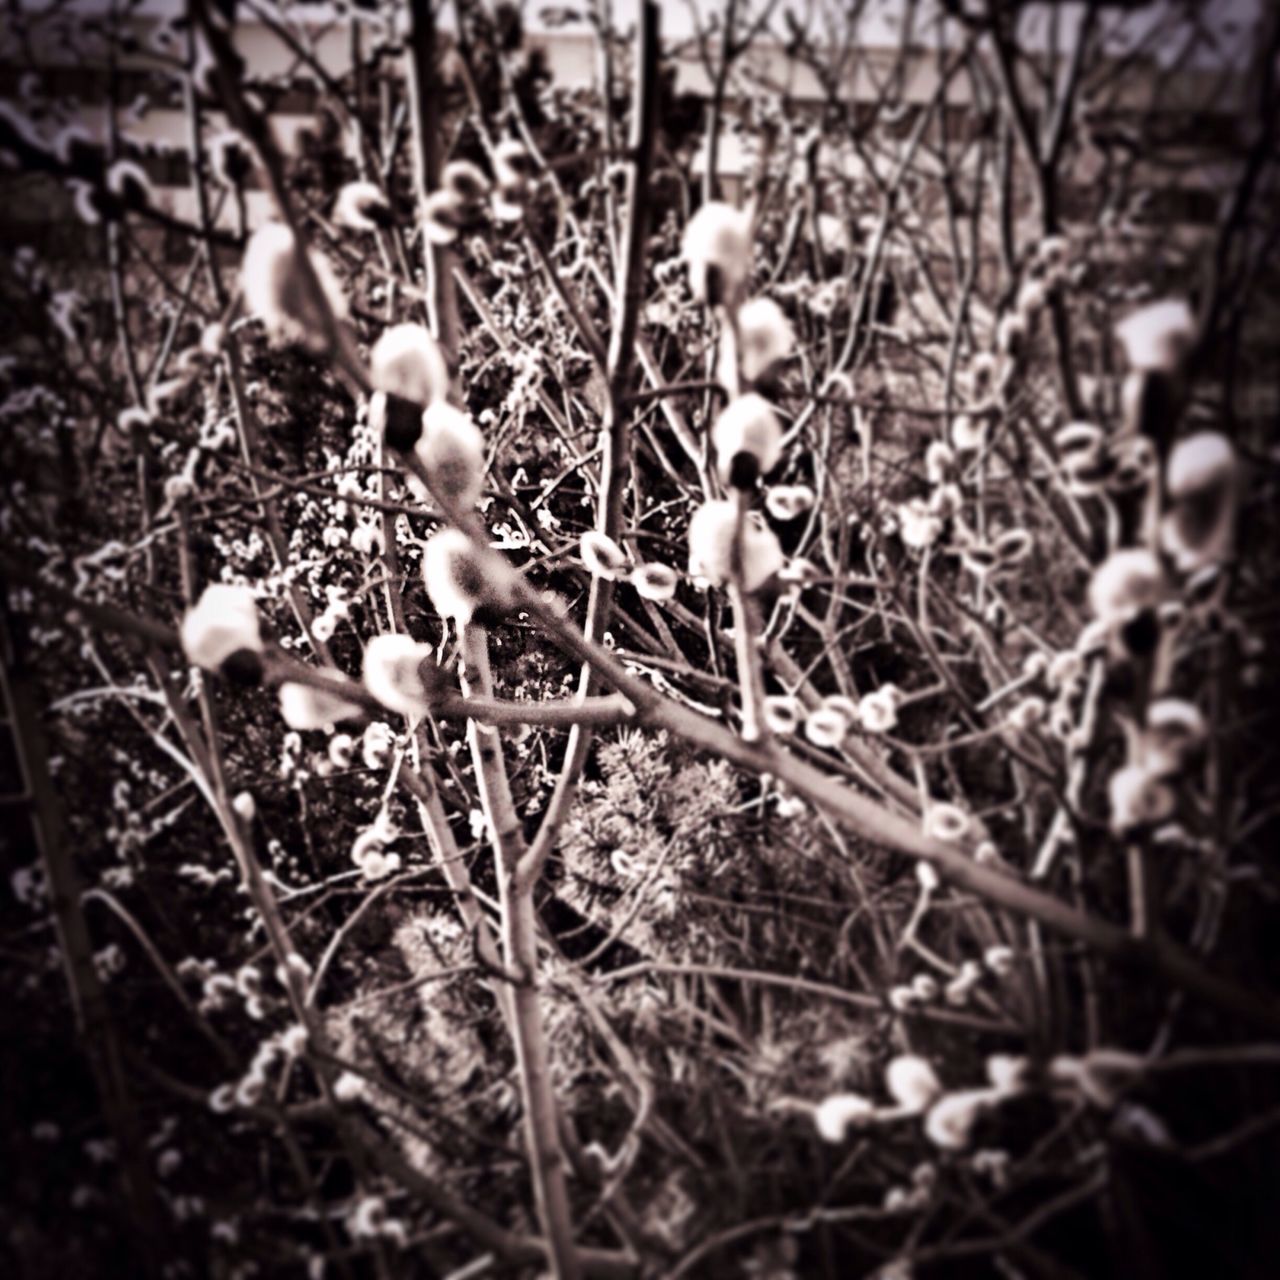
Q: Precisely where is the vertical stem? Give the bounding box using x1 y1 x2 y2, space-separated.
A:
459 625 580 1280
406 0 461 367
520 2 661 885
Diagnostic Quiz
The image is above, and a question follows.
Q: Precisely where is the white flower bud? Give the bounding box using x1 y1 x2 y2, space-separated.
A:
235 1074 265 1108
1166 431 1235 499
986 1054 1029 1092
180 585 263 673
888 985 918 1012
1143 698 1204 777
924 804 969 843
422 528 517 627
916 861 940 893
369 323 448 408
410 402 485 509
1115 298 1195 373
1021 652 1049 681
712 393 783 487
423 189 466 245
361 635 436 716
804 706 849 749
208 1083 236 1114
926 441 955 485
1005 696 1046 732
333 1072 366 1103
897 498 943 551
733 297 794 381
886 1055 943 1114
814 1093 876 1143
994 529 1033 564
328 733 355 769
857 687 899 735
231 792 256 823
580 531 629 580
1108 764 1175 835
1054 421 1109 494
492 185 527 223
280 1025 308 1057
973 840 1000 866
951 413 987 453
105 159 153 208
1161 432 1238 573
1047 651 1083 689
687 501 784 592
333 181 391 231
1088 549 1163 623
361 721 396 769
493 139 535 187
911 974 939 1002
762 695 803 736
241 223 347 349
997 312 1027 356
682 202 753 305
443 159 491 203
359 849 400 881
1015 276 1048 319
984 946 1016 977
924 1089 999 1150
764 484 815 521
278 669 362 731
629 563 678 602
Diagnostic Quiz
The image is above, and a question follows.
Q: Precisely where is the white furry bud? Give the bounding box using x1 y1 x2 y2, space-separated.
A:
333 181 391 231
361 722 396 769
885 1056 943 1114
1115 298 1195 373
712 394 783 487
682 202 752 305
1088 549 1163 623
361 636 435 717
734 297 794 381
105 160 153 208
422 529 517 627
924 804 969 843
687 501 784 592
803 706 849 749
180 585 262 672
924 1089 999 1150
241 223 347 349
369 323 448 408
580 531 629 580
443 159 491 203
858 687 899 734
629 563 678 602
764 484 814 521
1143 698 1204 776
410 403 485 509
814 1093 876 1143
278 669 361 730
1161 432 1237 573
762 695 803 736
1108 764 1175 835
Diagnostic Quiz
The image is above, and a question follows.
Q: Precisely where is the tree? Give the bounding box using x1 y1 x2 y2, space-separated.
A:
2 0 1279 1276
